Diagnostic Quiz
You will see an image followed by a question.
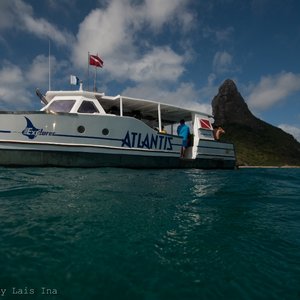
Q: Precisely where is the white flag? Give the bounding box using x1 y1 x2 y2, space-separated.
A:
70 75 79 85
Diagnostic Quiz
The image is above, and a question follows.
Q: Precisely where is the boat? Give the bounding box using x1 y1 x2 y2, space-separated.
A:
0 83 236 168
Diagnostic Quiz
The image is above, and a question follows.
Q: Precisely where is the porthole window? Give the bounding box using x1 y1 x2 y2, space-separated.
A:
102 128 109 136
77 126 85 133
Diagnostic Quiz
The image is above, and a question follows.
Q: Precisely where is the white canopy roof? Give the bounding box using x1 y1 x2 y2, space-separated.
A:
98 95 212 125
45 89 212 125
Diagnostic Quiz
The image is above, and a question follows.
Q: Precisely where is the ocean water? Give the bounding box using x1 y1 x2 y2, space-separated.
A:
0 167 299 300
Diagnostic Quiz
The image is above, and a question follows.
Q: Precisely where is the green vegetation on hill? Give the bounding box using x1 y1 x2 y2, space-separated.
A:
212 79 300 167
221 123 300 166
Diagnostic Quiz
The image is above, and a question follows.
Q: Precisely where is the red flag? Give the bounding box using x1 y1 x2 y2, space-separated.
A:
89 54 103 68
199 119 212 129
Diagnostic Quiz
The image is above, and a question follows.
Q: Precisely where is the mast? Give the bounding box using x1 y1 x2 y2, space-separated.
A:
88 52 90 91
94 65 97 91
48 40 51 91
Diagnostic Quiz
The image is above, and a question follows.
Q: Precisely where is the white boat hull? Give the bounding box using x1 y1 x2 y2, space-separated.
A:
0 112 236 169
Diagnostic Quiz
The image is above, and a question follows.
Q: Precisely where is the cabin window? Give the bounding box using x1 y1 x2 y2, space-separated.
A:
77 101 99 113
48 100 76 113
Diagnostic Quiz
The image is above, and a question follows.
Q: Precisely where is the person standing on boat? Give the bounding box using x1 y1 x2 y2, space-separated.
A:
177 119 190 158
160 126 167 134
213 126 225 141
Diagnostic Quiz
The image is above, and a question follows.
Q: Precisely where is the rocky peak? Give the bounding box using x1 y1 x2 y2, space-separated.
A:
212 79 256 126
211 79 300 166
218 79 238 95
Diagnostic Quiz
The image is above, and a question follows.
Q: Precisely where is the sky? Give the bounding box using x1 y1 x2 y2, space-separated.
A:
0 0 300 141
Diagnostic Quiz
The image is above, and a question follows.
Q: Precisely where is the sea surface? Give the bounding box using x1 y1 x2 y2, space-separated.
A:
0 167 299 300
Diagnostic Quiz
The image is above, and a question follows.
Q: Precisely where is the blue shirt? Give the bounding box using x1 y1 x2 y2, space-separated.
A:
177 124 190 142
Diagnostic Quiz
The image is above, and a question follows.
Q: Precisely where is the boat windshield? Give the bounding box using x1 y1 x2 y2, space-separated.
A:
77 101 99 113
47 100 76 113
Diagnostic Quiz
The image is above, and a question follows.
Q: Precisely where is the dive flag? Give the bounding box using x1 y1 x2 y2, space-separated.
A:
70 75 80 85
89 54 103 68
199 119 212 129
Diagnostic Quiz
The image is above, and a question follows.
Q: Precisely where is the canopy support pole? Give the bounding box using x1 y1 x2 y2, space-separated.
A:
120 96 123 116
158 103 162 131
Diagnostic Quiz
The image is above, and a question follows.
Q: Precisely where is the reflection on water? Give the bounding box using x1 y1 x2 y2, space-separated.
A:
155 170 229 271
0 167 299 299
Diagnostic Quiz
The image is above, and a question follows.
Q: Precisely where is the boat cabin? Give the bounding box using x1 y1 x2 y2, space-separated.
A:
41 86 216 161
43 88 215 138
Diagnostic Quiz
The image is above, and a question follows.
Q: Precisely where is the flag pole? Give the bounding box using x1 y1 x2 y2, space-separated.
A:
94 66 97 91
88 52 90 91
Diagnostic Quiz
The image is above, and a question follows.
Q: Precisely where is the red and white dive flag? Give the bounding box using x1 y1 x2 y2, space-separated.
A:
89 54 103 68
199 119 212 129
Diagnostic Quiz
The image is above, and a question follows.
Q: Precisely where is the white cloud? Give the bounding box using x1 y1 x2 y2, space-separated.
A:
0 0 23 30
0 55 68 109
0 63 32 108
46 0 77 11
212 51 233 74
278 124 300 142
0 64 23 86
25 54 69 88
199 76 220 102
215 27 234 42
202 26 234 43
116 47 184 82
0 0 196 110
72 0 192 83
247 72 300 110
22 15 73 46
122 82 212 115
27 55 52 85
74 3 133 64
0 0 73 46
207 73 217 86
144 0 193 30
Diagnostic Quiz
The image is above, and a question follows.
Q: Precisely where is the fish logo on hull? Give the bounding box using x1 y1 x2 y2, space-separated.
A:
22 117 55 140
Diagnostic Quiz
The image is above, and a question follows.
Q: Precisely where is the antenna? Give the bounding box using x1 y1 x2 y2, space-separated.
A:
48 40 51 91
36 88 48 105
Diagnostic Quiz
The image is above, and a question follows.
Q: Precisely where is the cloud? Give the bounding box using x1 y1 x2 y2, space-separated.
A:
0 63 23 85
202 26 234 43
27 55 51 85
46 0 78 11
0 0 25 30
207 73 217 86
122 82 212 115
278 124 300 142
26 55 65 87
72 0 193 83
144 0 194 30
74 2 133 64
0 55 69 109
0 63 32 108
22 15 73 46
116 47 184 82
212 51 233 74
0 0 73 46
247 72 300 110
0 0 197 111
